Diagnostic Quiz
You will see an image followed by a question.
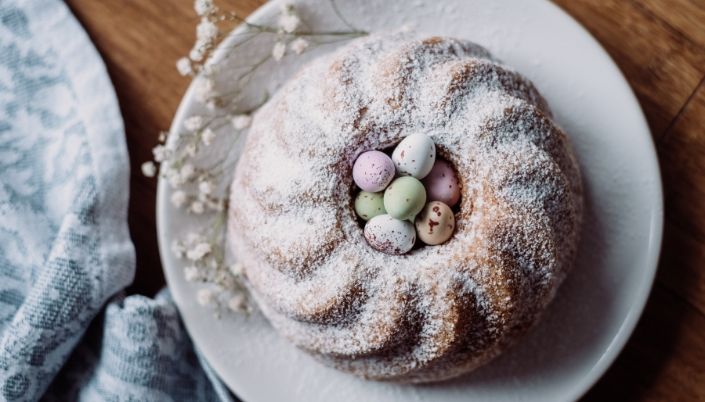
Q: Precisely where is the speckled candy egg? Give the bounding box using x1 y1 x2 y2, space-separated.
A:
384 176 426 221
422 159 461 207
391 133 436 179
352 150 395 192
354 191 386 221
415 201 455 245
364 214 416 255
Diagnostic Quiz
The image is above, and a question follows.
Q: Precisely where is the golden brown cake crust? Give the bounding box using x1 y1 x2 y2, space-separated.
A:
227 33 583 383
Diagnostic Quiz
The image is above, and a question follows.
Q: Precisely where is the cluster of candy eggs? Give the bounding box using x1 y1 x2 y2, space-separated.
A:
352 133 461 255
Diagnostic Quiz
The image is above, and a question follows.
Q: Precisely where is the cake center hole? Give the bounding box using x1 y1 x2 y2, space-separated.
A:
351 134 461 255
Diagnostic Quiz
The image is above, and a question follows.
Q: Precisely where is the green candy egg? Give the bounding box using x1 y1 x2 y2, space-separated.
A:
384 176 426 221
354 191 386 221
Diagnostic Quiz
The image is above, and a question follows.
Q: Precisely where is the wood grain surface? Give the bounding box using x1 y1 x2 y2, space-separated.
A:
63 0 705 400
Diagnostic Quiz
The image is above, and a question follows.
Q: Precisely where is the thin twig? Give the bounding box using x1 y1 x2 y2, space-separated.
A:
330 0 357 32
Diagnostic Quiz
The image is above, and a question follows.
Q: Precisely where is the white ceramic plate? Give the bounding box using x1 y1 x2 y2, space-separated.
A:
157 0 664 401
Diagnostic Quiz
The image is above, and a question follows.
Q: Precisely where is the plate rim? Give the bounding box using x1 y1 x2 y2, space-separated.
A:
156 0 665 400
540 2 664 398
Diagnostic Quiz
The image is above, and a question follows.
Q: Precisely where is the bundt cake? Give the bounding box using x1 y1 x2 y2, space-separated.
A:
227 33 583 383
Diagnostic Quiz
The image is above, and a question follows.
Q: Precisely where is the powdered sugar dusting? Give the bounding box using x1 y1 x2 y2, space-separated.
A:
228 33 582 383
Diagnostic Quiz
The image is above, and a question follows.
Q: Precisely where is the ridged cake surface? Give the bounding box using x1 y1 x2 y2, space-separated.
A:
228 33 583 383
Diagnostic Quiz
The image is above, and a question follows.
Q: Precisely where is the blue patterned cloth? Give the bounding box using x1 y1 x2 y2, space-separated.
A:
0 0 235 401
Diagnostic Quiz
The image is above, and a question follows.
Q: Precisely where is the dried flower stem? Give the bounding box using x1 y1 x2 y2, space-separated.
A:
146 0 368 315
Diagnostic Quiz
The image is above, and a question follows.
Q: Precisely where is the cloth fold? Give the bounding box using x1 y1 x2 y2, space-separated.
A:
41 291 224 402
0 0 234 400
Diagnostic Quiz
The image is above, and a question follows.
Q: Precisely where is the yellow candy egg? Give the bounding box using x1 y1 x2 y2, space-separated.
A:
414 201 455 245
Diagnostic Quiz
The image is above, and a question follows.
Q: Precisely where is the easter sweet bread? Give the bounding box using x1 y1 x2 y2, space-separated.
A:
227 33 583 383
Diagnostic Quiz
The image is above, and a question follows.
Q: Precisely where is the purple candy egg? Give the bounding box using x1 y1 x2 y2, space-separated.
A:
422 159 460 207
353 151 395 192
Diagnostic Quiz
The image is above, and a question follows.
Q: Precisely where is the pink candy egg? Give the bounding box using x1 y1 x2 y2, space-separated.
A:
353 151 395 192
421 159 460 207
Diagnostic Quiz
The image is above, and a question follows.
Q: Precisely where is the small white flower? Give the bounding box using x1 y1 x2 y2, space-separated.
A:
205 99 219 111
184 266 200 282
197 288 215 306
201 128 216 145
184 115 204 131
184 143 198 157
158 131 167 142
168 172 186 189
278 13 300 33
190 200 205 214
228 293 247 312
194 77 216 103
190 44 206 62
152 144 172 162
229 262 244 276
231 114 252 130
180 163 195 181
141 161 156 177
190 36 210 62
200 61 217 76
170 190 187 208
194 0 214 16
160 163 174 176
185 232 205 245
272 41 286 61
198 180 213 195
187 242 212 261
171 240 186 258
176 57 192 76
160 164 183 189
196 19 219 43
290 37 309 54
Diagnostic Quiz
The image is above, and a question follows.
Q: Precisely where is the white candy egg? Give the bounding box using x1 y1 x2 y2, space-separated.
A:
392 133 436 179
364 214 416 255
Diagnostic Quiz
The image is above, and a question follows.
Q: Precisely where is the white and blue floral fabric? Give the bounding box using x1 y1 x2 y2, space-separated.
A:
0 0 235 400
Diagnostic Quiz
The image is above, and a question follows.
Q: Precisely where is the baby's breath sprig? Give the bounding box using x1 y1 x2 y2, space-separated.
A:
142 0 367 316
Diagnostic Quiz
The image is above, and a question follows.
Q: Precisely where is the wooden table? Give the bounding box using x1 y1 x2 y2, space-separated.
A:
64 1 705 400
